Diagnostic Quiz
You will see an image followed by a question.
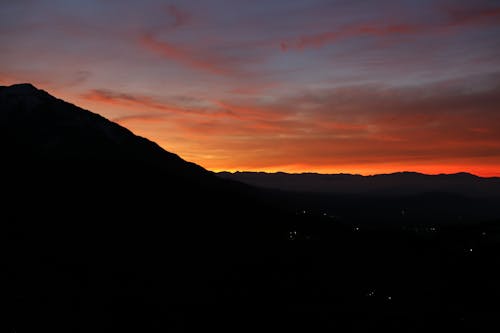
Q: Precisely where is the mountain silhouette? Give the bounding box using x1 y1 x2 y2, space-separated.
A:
1 83 258 238
3 83 289 331
1 83 206 173
218 171 500 197
218 171 500 226
4 84 500 332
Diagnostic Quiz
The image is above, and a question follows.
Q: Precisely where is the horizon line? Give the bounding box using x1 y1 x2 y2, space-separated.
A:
210 169 500 179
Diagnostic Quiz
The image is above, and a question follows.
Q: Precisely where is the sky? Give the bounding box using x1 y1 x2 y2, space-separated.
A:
1 0 500 176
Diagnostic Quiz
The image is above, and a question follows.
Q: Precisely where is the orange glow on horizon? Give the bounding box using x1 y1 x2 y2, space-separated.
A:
2 80 499 179
75 85 500 179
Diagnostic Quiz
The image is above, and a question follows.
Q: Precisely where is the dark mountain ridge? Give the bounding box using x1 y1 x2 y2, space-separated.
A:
218 171 500 226
218 171 500 197
1 83 205 173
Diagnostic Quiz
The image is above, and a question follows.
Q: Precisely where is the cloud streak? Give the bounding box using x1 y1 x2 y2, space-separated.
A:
445 5 500 27
281 23 421 50
139 33 238 75
281 3 500 51
82 88 234 118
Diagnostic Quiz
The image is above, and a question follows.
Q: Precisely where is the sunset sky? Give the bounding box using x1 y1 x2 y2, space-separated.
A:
1 0 500 176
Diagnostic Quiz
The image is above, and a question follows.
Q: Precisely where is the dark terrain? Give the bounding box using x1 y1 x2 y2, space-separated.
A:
218 171 500 197
3 84 500 332
219 171 500 226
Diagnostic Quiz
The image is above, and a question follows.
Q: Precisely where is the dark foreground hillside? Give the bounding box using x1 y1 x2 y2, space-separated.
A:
3 84 500 332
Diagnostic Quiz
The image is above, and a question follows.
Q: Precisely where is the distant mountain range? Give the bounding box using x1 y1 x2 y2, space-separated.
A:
218 171 500 197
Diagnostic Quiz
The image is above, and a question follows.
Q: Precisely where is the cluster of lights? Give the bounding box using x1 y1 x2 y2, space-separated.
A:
365 289 392 301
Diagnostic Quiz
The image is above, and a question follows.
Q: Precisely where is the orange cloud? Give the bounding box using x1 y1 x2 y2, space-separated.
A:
112 114 167 124
83 88 179 112
82 89 232 118
214 100 292 122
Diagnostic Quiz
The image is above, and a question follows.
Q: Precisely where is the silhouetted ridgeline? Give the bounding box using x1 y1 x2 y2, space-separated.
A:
3 84 500 332
219 171 500 226
217 171 500 197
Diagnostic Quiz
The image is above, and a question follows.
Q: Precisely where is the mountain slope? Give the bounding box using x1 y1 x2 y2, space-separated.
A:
1 83 206 174
1 83 287 247
2 83 287 330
